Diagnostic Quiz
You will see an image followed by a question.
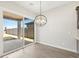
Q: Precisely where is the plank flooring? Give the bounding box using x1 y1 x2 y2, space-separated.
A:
2 43 79 58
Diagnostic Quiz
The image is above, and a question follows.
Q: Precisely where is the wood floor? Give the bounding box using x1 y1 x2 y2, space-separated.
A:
2 43 79 58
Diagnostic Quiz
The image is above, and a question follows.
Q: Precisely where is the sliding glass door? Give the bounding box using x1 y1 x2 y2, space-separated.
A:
3 18 23 53
3 11 34 53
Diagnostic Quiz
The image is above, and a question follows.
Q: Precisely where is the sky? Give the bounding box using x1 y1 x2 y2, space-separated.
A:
4 18 33 29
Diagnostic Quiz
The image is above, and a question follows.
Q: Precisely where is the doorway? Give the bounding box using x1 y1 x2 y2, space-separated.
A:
3 11 34 53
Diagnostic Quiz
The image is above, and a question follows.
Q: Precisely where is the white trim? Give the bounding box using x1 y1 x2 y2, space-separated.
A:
22 17 25 46
37 41 77 53
34 22 36 43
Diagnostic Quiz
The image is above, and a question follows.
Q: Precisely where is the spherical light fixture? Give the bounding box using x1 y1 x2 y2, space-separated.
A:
35 15 47 26
34 1 47 26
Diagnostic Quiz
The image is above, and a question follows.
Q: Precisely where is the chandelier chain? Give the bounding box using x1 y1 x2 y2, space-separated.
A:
40 1 42 15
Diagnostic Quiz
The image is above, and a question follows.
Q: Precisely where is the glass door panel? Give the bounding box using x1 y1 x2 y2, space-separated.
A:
3 18 23 53
23 18 34 45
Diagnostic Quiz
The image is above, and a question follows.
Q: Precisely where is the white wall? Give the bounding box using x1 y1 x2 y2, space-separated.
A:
0 8 3 56
37 2 79 53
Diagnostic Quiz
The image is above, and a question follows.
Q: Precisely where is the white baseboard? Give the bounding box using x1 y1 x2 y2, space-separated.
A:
37 41 77 53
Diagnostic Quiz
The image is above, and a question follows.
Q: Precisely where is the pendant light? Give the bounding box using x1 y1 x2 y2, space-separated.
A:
34 1 47 26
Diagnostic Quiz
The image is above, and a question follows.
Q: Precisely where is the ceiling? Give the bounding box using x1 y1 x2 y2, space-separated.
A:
14 1 72 14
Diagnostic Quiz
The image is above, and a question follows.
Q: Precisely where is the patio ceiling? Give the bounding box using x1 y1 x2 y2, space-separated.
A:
3 11 23 21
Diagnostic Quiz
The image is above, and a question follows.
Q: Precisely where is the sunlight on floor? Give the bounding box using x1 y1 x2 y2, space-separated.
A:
3 34 33 42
